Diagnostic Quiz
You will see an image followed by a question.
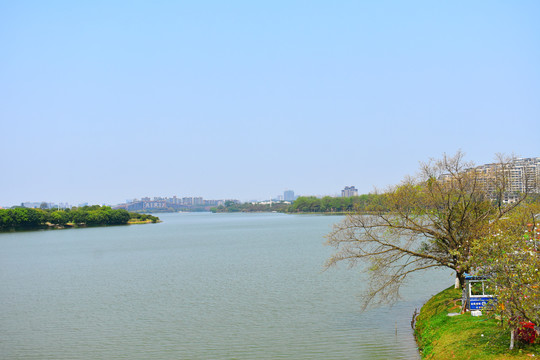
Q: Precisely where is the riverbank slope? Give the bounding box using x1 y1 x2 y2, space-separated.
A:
414 287 539 359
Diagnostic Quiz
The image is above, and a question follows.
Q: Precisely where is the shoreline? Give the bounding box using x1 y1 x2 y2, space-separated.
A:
414 286 539 359
0 220 160 233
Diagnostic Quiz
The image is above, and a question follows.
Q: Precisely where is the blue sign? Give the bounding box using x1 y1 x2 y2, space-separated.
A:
470 296 493 310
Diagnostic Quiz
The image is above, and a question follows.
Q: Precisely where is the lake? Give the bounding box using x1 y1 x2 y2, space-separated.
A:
0 212 451 359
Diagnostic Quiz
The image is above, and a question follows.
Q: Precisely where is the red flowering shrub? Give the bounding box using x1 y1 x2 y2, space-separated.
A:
516 322 537 344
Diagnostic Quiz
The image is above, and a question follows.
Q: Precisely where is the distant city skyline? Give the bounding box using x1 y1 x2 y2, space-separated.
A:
2 187 339 208
2 189 303 208
3 154 539 208
2 2 538 208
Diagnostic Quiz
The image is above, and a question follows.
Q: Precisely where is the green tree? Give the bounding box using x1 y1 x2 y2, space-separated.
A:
71 209 88 225
0 209 15 230
320 196 332 212
290 197 309 212
18 208 42 227
1 205 158 230
50 210 69 226
329 197 343 212
109 209 130 225
309 198 321 212
86 210 108 225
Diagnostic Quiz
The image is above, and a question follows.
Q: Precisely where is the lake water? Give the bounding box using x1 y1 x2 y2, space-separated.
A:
0 212 452 359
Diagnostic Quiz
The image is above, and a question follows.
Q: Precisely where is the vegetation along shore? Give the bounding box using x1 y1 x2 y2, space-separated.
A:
321 152 540 357
211 194 388 213
0 205 160 231
415 287 539 359
213 153 540 358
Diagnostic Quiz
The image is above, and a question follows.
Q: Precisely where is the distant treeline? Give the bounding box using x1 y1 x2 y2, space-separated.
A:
211 194 388 213
211 201 289 213
286 194 388 213
0 205 160 231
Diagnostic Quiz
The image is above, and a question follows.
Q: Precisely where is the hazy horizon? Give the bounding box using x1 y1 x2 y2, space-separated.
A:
2 1 539 207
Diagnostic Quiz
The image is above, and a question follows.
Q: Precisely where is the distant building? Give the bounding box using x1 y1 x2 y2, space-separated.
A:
144 200 167 209
114 196 238 211
204 199 224 206
126 201 144 211
21 202 41 208
20 202 71 209
442 157 540 204
284 190 295 201
341 186 358 197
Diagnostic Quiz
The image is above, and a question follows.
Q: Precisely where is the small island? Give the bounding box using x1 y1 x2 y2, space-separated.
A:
0 205 160 232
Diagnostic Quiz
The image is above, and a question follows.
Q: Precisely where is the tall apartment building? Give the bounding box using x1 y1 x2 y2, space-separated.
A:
442 157 540 204
284 190 295 201
341 186 358 197
510 157 540 193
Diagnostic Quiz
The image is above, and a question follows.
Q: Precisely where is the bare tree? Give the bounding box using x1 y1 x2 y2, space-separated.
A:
325 151 531 309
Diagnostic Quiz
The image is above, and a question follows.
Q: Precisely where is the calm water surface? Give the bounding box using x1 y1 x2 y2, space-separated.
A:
0 213 451 359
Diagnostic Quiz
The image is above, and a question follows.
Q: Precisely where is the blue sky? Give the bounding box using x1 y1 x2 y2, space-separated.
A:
1 1 539 206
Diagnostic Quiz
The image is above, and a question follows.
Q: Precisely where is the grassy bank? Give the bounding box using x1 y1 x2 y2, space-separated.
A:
415 287 539 359
127 219 160 225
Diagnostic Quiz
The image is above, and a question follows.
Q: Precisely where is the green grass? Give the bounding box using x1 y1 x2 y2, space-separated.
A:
415 286 540 359
127 219 155 224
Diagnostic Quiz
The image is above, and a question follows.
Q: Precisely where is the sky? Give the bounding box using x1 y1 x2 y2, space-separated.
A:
1 1 539 206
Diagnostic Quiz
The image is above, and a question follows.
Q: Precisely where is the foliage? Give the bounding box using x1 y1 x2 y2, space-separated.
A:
472 203 540 339
325 152 532 309
210 194 387 214
0 208 47 230
0 205 158 230
128 212 160 223
50 210 69 226
286 194 387 213
212 202 289 213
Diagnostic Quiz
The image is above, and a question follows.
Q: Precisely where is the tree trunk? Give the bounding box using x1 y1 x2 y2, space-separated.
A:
510 329 515 350
457 270 467 314
456 271 466 288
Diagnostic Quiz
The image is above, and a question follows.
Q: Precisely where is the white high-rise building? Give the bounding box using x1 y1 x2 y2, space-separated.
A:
443 157 540 204
341 186 358 197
